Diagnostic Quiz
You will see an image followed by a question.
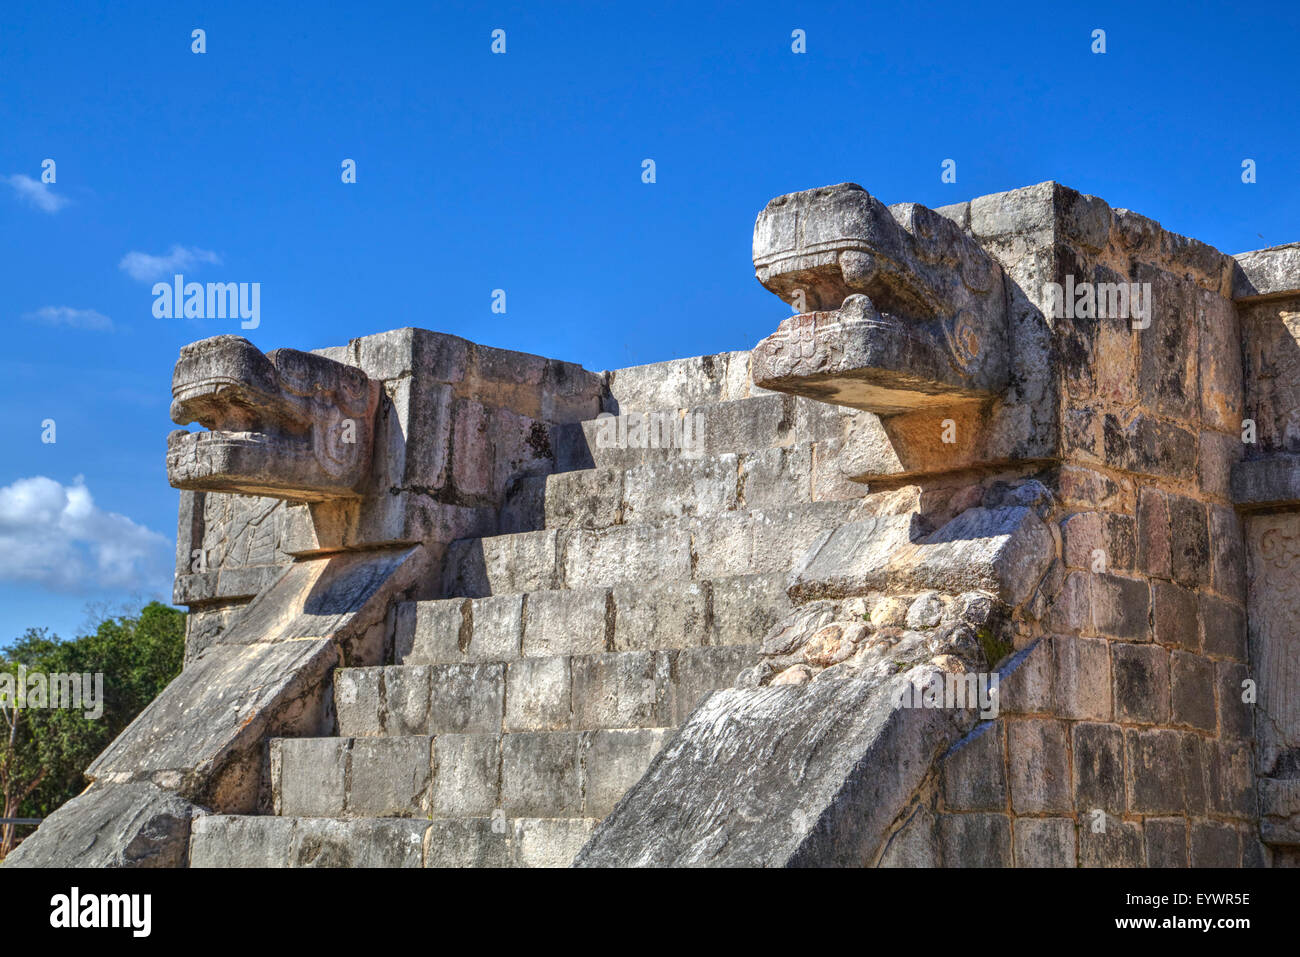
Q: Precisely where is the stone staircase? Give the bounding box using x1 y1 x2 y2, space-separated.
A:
189 352 870 867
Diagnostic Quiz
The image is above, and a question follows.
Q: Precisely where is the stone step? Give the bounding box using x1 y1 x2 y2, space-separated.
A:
270 728 670 821
335 645 758 736
395 571 788 664
502 438 866 532
442 499 861 596
604 350 757 412
189 814 598 868
549 392 857 472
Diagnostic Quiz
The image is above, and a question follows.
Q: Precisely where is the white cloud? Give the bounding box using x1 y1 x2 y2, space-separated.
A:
22 306 114 332
118 245 222 282
0 476 171 593
4 174 70 213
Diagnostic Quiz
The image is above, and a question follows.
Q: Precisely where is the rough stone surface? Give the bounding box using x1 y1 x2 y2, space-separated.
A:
3 782 198 868
789 503 1054 608
575 668 977 867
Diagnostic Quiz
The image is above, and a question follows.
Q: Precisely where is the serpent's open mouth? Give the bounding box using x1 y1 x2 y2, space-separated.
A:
171 376 310 449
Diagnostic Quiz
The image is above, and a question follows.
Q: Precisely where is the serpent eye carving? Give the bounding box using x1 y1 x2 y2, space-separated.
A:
944 314 982 373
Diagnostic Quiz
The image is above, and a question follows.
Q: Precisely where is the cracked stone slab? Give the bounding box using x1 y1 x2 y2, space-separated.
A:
2 781 199 868
574 665 974 867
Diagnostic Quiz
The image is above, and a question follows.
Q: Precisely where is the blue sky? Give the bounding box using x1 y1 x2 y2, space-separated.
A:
1 0 1296 642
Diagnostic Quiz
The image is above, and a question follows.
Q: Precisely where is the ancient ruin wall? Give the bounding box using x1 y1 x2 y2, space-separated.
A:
877 184 1257 866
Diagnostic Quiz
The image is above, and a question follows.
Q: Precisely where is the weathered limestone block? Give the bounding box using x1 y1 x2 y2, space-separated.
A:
664 647 753 724
350 325 606 424
612 580 709 651
1234 283 1300 509
1013 818 1077 868
348 736 435 817
215 545 426 653
1234 242 1300 301
789 503 1054 609
524 588 609 656
1190 822 1242 867
189 815 297 867
389 663 506 735
710 573 793 646
1260 779 1300 846
941 722 1007 812
1233 454 1300 509
575 661 981 867
571 651 672 730
581 729 671 818
510 818 601 868
1237 300 1300 450
506 657 571 731
191 814 443 867
1144 818 1189 868
606 351 757 412
442 532 545 596
561 525 693 589
751 184 1009 412
877 803 940 867
2 782 198 868
939 812 1013 866
290 817 428 867
271 737 349 817
432 733 502 815
396 594 522 664
501 732 583 817
180 599 246 665
1078 815 1144 867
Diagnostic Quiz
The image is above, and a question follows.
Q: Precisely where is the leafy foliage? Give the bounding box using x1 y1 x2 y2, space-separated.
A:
0 602 184 841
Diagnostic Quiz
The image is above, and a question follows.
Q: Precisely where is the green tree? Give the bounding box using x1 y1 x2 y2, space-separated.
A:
0 602 185 856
